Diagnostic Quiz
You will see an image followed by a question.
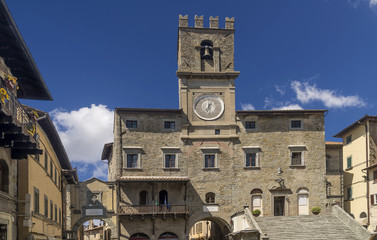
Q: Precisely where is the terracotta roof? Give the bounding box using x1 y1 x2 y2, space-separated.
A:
236 109 327 114
117 176 190 182
325 141 343 145
116 108 182 113
333 115 377 138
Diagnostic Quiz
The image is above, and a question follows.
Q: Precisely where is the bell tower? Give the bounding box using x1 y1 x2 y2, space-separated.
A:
177 15 240 140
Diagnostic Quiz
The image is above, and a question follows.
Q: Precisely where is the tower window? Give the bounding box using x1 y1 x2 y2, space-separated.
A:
200 40 213 60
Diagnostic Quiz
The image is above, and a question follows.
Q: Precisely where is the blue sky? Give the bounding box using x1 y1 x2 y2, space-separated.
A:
6 0 377 181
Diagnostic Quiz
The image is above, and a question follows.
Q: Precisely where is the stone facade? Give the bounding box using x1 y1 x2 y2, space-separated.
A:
105 15 329 240
325 142 343 207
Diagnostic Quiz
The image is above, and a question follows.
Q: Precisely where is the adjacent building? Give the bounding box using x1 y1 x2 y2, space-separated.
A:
0 1 52 239
17 109 77 240
334 115 377 231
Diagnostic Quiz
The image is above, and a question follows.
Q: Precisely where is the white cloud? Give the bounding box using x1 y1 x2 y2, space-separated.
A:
272 104 303 110
275 85 285 95
50 104 114 180
241 103 255 110
290 81 365 108
370 0 377 6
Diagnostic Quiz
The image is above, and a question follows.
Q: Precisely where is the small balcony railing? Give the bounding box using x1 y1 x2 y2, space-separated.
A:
118 204 188 216
0 78 37 139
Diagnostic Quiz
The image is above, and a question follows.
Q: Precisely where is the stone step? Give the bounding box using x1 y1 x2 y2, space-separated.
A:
254 215 361 240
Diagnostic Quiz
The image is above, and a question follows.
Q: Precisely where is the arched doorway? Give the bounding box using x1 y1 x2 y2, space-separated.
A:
189 217 230 240
159 232 178 240
130 233 150 240
72 217 116 240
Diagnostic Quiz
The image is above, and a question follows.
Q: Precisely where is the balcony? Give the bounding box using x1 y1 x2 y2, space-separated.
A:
0 79 42 159
118 204 188 216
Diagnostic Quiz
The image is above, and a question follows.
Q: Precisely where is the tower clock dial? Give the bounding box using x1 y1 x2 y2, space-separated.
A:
193 94 225 121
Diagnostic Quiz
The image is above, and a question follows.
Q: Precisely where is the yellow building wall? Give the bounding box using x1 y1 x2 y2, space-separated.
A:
342 124 368 225
18 124 64 240
368 166 377 232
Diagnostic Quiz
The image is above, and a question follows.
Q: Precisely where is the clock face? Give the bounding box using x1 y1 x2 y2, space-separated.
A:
193 94 225 121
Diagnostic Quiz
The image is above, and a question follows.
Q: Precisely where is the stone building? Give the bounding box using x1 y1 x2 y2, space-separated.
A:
104 15 330 240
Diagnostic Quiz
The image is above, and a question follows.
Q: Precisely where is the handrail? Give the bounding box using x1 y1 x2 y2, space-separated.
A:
0 78 36 139
118 204 188 215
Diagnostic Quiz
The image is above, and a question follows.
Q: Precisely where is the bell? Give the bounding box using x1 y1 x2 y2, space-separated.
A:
202 45 211 59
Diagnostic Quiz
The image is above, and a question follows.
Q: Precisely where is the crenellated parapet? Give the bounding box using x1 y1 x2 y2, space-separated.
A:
178 15 234 29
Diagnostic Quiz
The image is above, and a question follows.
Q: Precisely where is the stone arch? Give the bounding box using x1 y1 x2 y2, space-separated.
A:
188 215 231 240
72 216 116 239
296 187 309 194
158 232 178 239
250 188 263 194
130 232 150 240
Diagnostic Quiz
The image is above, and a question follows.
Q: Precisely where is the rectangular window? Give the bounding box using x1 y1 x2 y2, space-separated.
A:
44 195 48 217
59 208 61 224
291 152 303 165
54 167 57 184
215 129 220 135
58 175 61 190
35 142 40 162
50 201 53 220
346 135 352 145
34 188 39 214
54 204 57 222
371 194 377 205
126 120 138 129
50 161 53 177
164 121 175 130
126 154 139 168
347 156 352 169
204 154 216 168
290 120 302 129
374 170 377 183
347 187 352 200
164 154 176 168
44 151 48 171
245 121 256 130
246 153 257 167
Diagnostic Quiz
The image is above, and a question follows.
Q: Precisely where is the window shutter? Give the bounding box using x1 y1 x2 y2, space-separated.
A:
371 194 375 205
301 151 304 165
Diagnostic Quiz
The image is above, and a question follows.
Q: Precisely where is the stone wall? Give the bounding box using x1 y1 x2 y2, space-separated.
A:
113 110 327 239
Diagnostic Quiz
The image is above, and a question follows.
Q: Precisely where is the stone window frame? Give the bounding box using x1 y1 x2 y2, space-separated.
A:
201 147 219 170
289 119 303 130
242 146 261 169
123 146 143 170
162 119 176 131
288 145 307 167
243 118 258 132
125 119 139 130
161 147 180 170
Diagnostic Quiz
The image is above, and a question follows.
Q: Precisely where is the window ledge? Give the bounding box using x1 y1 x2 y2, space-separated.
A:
243 166 261 170
162 168 180 171
204 203 219 206
202 168 220 171
123 168 143 171
345 167 353 171
289 165 306 169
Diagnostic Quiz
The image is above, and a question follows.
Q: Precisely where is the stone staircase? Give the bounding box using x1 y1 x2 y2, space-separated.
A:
254 215 365 240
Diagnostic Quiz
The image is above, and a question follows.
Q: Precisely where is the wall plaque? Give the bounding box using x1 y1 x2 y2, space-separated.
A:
85 208 103 216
